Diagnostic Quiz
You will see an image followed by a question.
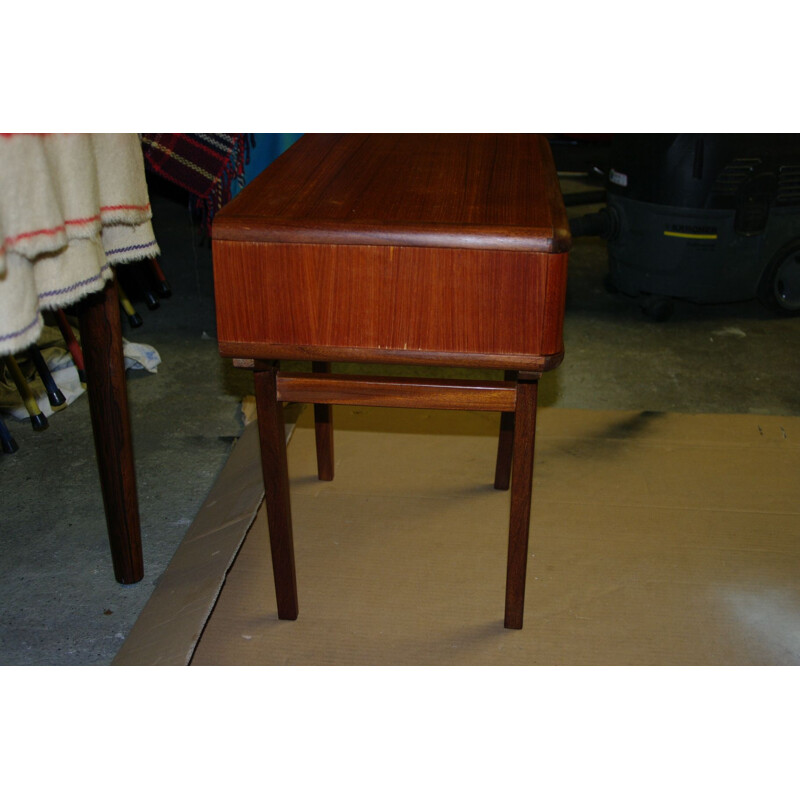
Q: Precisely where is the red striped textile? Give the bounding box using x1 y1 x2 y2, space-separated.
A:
140 133 250 232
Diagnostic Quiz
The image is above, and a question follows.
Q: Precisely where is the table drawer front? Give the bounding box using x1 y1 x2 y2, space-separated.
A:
213 241 567 362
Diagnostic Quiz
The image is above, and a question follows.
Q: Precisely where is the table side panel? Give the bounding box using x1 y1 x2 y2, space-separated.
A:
213 241 567 361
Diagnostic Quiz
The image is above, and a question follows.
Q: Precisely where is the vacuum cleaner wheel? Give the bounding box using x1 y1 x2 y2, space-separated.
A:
759 239 800 315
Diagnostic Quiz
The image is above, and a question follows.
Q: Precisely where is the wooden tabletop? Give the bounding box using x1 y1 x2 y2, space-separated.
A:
213 134 570 254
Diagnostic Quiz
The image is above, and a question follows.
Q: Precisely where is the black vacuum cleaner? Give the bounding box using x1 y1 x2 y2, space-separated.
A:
568 134 800 319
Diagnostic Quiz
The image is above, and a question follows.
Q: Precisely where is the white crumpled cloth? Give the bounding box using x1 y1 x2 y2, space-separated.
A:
0 133 160 356
0 326 161 420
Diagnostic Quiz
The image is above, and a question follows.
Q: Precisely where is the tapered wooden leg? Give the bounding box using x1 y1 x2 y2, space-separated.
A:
0 414 19 454
78 279 144 584
494 370 517 490
254 363 298 620
312 361 334 481
504 377 538 629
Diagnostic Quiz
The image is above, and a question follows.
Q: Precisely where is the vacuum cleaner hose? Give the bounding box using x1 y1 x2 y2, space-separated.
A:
569 207 618 240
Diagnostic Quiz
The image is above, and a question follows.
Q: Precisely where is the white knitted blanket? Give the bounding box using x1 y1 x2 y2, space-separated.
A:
0 133 160 356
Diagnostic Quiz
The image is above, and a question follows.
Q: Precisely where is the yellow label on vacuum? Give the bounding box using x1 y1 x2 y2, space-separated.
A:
663 230 718 240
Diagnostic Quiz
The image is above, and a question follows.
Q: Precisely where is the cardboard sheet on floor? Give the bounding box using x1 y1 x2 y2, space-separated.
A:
114 405 800 666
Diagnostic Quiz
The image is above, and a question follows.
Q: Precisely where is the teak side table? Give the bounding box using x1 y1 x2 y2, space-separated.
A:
212 134 570 629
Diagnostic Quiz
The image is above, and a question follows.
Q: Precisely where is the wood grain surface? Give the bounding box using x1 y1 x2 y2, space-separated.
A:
78 279 143 584
213 134 570 368
505 377 538 629
311 361 334 481
254 364 298 619
494 370 518 490
214 241 568 364
276 372 518 411
212 134 570 253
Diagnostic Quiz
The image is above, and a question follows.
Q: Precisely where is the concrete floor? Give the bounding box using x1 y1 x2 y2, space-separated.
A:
2 143 799 665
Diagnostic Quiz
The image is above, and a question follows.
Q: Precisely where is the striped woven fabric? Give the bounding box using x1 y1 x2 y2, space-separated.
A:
140 133 251 232
0 133 159 356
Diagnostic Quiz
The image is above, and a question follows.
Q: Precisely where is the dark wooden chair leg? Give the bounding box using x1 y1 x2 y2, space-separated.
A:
254 363 299 620
114 271 143 328
504 376 538 629
28 345 67 410
148 257 172 298
494 370 517 490
4 354 48 431
78 278 144 584
54 308 87 386
312 361 334 481
0 414 19 454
